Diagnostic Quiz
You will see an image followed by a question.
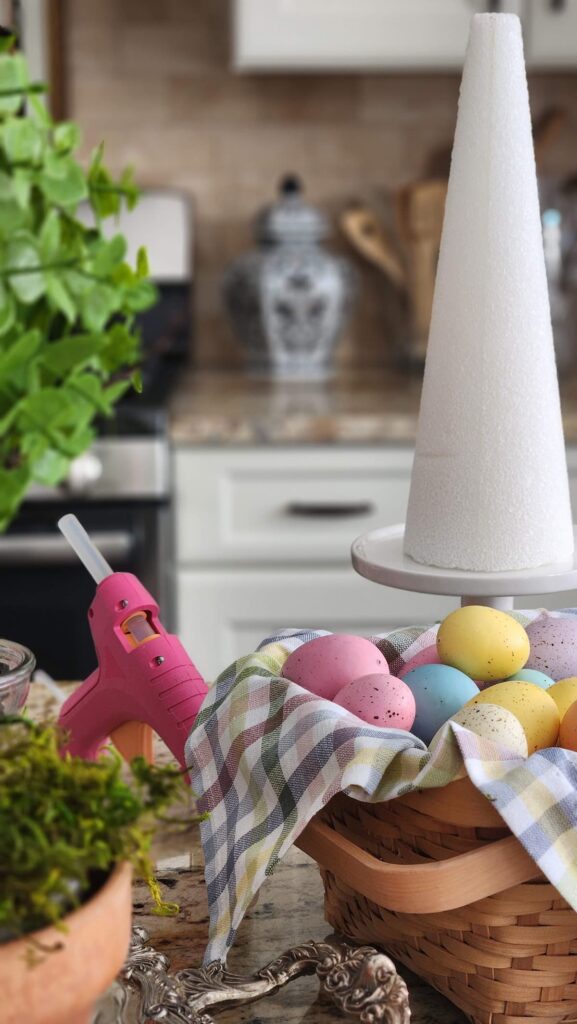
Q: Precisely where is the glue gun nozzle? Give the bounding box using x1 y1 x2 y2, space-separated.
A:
58 513 114 584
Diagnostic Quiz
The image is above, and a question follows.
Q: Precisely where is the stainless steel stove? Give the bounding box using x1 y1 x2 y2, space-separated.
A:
0 191 192 680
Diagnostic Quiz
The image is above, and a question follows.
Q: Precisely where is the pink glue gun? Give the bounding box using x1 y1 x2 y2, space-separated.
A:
57 514 208 769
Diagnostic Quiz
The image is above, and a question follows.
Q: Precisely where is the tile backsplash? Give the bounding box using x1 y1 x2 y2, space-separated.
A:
67 0 577 370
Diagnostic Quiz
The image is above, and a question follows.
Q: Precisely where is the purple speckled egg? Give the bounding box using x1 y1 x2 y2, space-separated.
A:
398 644 440 679
281 634 389 701
334 674 416 730
525 614 577 681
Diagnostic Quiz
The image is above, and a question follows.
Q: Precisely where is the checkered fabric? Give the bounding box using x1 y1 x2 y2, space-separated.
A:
185 611 577 965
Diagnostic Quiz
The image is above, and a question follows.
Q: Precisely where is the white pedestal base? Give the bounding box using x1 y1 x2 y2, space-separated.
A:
351 524 577 609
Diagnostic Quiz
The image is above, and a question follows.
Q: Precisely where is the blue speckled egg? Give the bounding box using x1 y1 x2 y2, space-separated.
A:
506 668 555 689
403 664 479 745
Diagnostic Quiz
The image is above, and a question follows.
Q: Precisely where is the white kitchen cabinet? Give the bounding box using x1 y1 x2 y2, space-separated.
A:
233 0 577 72
174 445 577 681
232 0 523 72
174 447 413 565
176 566 455 681
174 444 424 679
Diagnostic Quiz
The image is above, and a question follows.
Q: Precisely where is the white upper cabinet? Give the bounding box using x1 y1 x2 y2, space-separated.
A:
232 0 577 71
232 0 525 72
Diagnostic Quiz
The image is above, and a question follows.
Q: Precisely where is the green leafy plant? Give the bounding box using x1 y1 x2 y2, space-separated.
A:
0 42 156 530
0 718 190 943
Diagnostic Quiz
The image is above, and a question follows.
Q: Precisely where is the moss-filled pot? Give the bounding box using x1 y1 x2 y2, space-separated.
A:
0 862 132 1024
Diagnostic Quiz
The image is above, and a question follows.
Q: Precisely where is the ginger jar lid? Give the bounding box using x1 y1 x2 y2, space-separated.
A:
255 174 329 244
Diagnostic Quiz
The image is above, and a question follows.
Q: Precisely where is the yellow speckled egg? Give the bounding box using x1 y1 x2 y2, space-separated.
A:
432 703 528 757
437 605 530 682
464 682 559 753
548 678 577 720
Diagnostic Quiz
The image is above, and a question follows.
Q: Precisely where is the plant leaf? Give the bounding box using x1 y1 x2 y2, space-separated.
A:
124 279 157 313
136 246 149 279
18 386 77 432
63 268 93 297
0 329 42 381
0 170 12 201
12 169 31 209
2 117 43 163
0 466 28 531
88 166 120 218
120 166 139 210
103 377 131 408
0 199 28 232
99 322 140 373
31 447 70 486
39 210 60 260
0 281 15 336
80 283 119 332
92 234 126 276
45 274 76 324
53 122 80 154
88 141 105 176
42 335 100 376
0 54 29 115
67 372 110 414
6 235 44 303
39 156 87 207
28 92 51 127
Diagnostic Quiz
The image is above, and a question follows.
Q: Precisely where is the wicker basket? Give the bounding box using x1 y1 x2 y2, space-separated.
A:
297 777 577 1024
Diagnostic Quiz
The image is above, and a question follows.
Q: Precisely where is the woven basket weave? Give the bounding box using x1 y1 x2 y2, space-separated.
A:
297 778 577 1024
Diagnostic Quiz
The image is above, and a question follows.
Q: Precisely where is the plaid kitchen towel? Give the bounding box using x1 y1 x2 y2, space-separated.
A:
185 610 577 965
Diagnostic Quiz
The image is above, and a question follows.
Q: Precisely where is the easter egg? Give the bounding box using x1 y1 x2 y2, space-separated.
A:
281 634 388 701
548 678 577 720
334 674 416 731
465 682 559 753
507 668 555 690
559 700 577 751
403 664 479 745
437 606 529 682
432 703 528 757
398 644 440 679
525 614 577 681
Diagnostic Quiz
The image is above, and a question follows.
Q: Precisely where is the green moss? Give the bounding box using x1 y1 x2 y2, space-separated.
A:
0 717 191 940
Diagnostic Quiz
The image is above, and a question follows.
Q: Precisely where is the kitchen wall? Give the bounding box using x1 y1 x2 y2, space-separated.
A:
67 0 577 371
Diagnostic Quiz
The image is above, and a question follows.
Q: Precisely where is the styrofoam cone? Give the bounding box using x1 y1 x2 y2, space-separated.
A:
404 13 574 573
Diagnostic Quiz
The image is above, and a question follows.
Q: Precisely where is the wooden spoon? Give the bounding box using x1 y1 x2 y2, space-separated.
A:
340 202 406 290
396 179 447 362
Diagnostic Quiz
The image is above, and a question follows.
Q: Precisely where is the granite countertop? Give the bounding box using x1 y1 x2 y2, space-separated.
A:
169 368 577 446
169 369 424 445
25 680 466 1023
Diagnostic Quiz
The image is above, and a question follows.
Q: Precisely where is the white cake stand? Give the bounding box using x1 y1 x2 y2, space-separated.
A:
351 524 577 610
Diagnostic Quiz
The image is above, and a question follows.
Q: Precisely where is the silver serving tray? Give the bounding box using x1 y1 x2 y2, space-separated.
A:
94 925 410 1023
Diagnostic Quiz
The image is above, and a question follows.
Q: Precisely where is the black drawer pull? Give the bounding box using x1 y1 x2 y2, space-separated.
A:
284 501 375 518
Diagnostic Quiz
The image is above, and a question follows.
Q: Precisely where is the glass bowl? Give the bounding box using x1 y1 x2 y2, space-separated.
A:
0 640 35 716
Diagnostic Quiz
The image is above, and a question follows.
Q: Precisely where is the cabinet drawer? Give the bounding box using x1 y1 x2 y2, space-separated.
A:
174 446 414 565
177 566 456 681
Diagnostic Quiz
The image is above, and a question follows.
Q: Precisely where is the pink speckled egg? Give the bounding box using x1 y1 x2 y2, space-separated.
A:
281 634 389 701
334 674 416 730
398 644 440 679
525 614 577 681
